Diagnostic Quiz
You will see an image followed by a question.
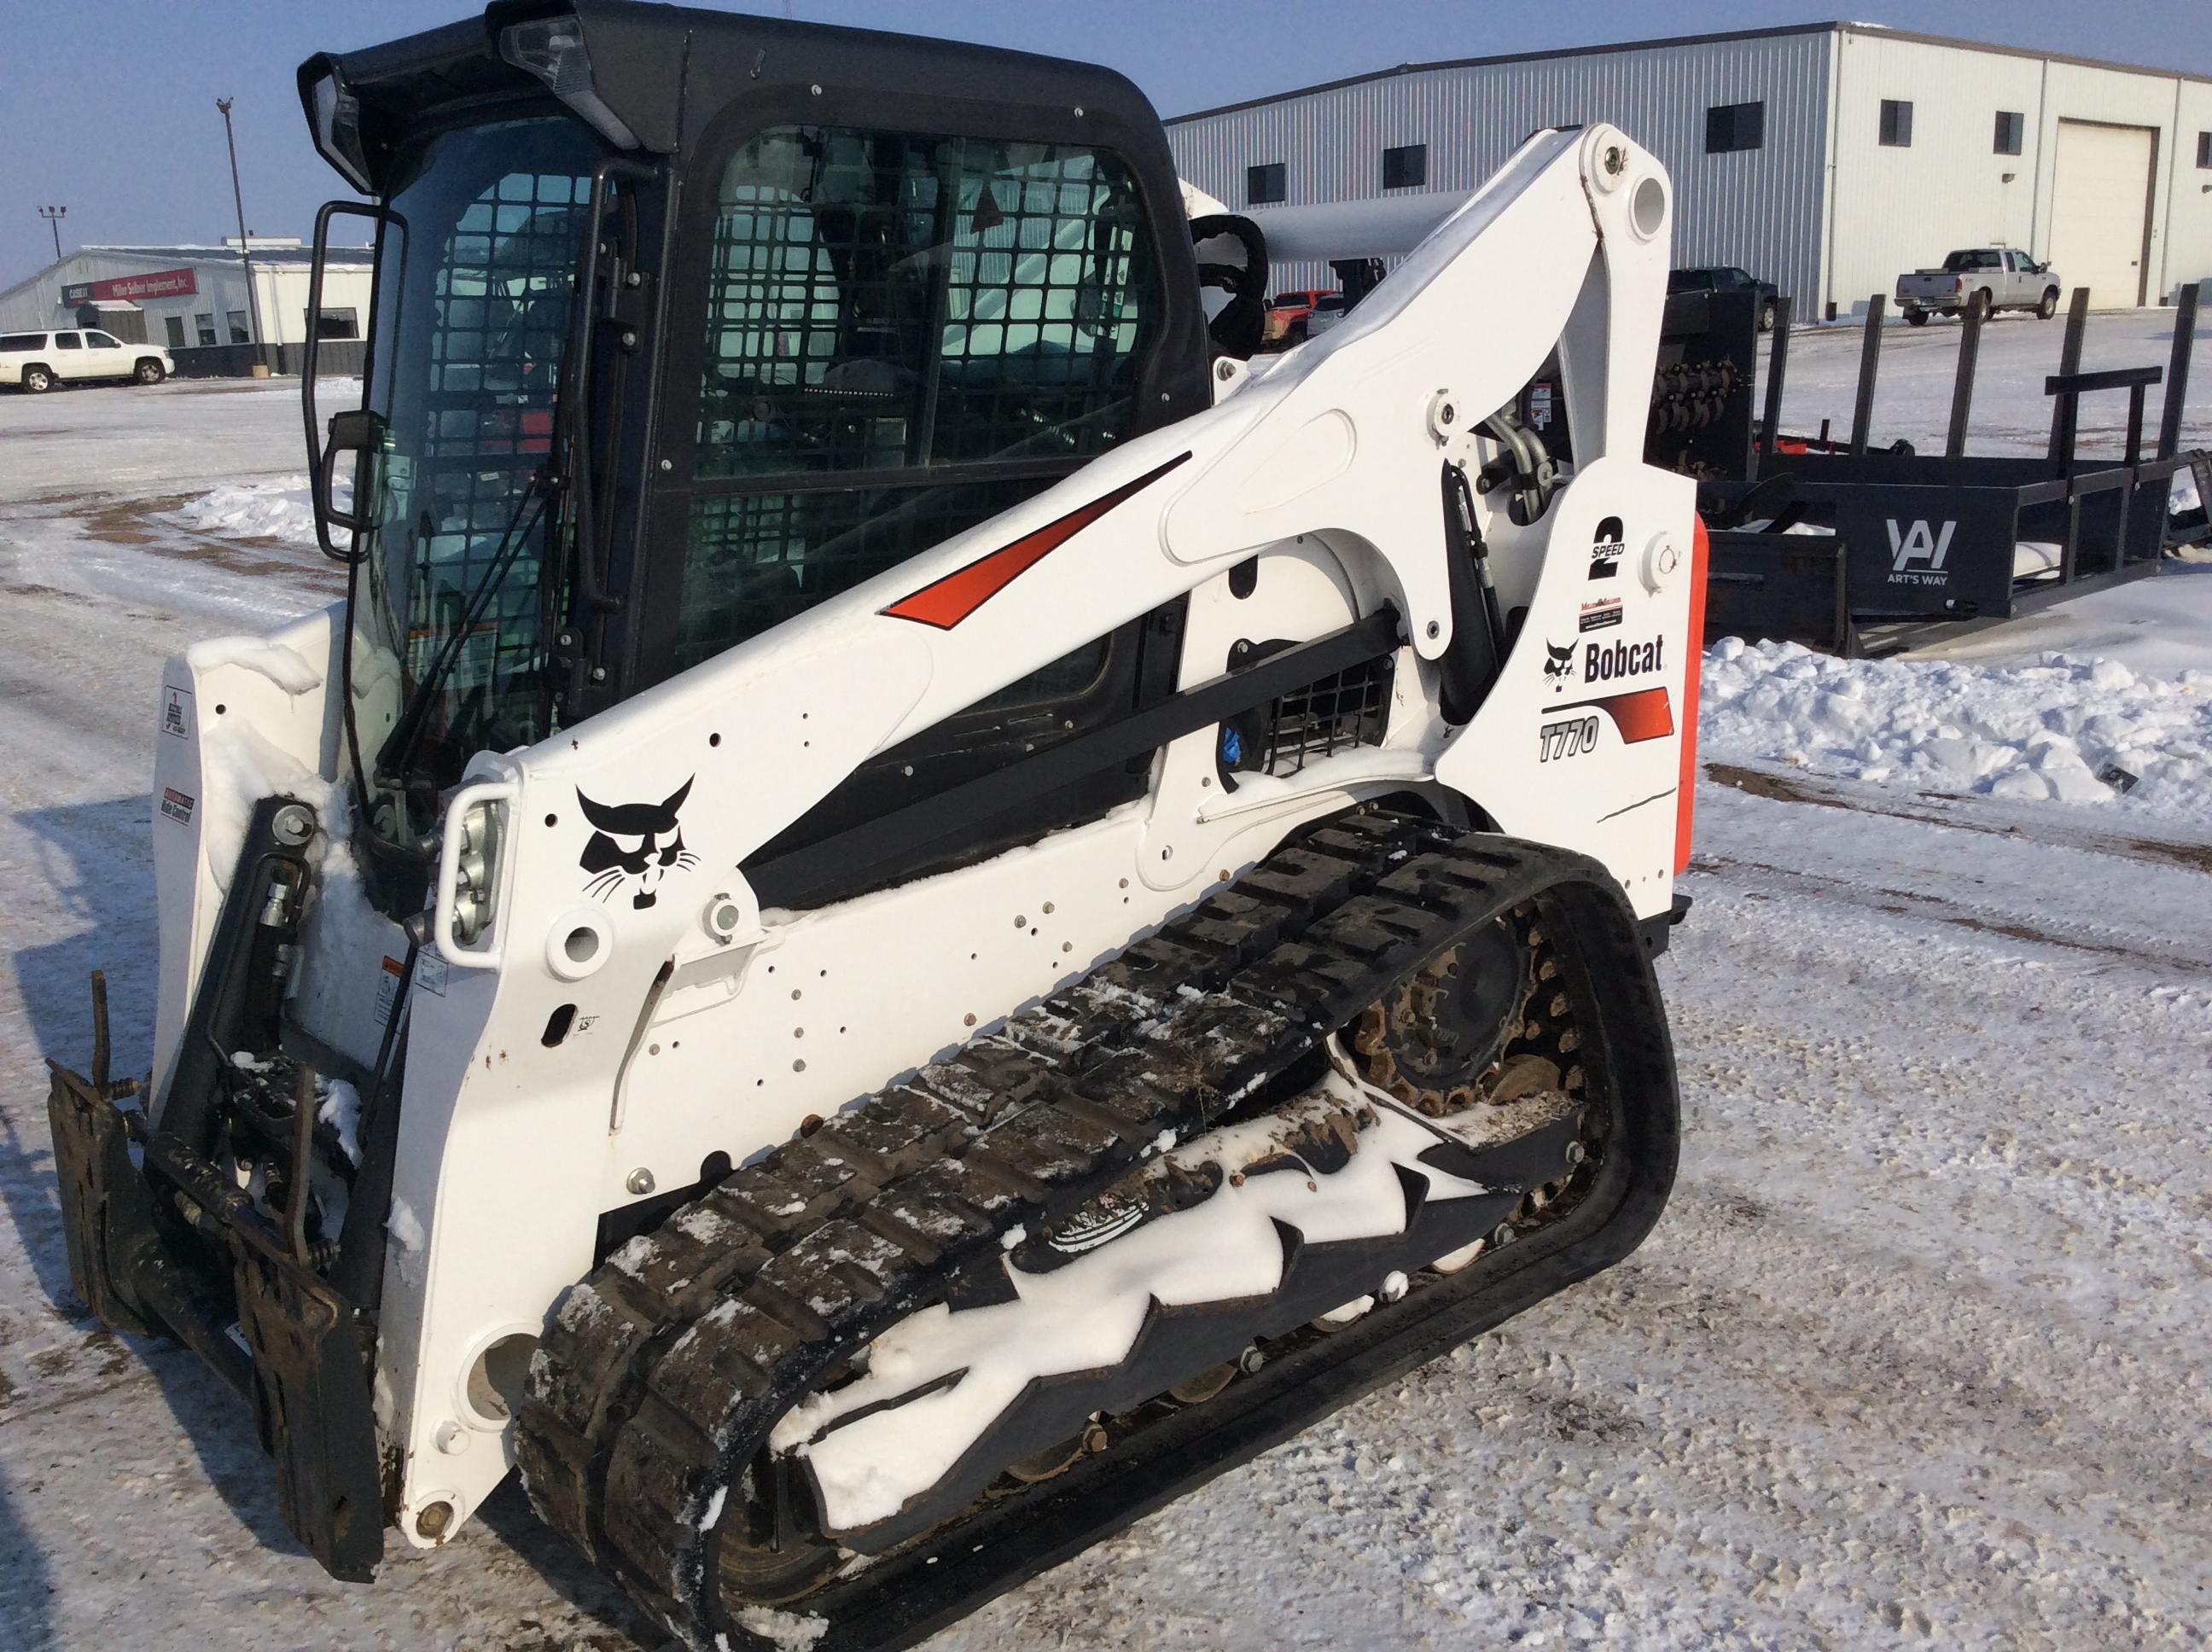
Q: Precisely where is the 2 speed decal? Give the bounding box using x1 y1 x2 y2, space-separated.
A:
1587 515 1626 579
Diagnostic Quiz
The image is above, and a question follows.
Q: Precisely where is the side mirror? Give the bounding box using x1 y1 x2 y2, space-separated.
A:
317 407 387 538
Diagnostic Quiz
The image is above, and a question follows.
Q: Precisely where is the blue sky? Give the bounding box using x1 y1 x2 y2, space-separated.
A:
3 1 2207 289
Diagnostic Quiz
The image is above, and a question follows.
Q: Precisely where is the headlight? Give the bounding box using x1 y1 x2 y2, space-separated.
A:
451 802 504 947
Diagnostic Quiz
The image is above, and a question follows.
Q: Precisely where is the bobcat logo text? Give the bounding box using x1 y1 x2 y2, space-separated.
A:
1584 634 1664 683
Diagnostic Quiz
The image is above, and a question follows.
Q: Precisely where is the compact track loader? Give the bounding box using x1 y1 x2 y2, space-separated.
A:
47 6 1701 1646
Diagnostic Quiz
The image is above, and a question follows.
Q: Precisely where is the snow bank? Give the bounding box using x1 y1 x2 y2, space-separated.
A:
171 475 343 549
1701 637 2212 818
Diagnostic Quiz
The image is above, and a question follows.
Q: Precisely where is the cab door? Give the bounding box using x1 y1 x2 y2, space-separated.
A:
49 330 86 380
630 112 1208 908
83 330 131 377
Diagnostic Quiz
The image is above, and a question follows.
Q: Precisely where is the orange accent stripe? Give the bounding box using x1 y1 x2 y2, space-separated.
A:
1559 686 1674 745
1676 516 1710 872
880 451 1192 630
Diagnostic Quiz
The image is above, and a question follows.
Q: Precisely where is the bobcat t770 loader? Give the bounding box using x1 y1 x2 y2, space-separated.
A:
47 5 1701 1646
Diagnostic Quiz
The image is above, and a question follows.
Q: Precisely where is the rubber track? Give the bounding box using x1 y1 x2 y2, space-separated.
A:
515 811 1602 1648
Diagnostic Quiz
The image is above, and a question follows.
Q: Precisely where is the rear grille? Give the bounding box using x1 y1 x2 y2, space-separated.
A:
1255 654 1394 777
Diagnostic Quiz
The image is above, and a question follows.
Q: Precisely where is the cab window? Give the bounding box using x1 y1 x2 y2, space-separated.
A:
86 331 121 348
674 125 1165 668
55 333 83 351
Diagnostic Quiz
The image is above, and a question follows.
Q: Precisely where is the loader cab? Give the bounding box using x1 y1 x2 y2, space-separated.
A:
303 3 1210 902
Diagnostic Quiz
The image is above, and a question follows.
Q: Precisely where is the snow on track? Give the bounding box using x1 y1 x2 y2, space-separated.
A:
2 355 2209 1649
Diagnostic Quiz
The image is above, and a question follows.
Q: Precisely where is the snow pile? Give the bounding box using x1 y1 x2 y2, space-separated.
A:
171 476 329 547
184 634 323 695
1700 637 2212 817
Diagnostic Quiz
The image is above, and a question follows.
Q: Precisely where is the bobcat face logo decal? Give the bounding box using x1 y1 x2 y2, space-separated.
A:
577 778 697 909
1543 641 1576 688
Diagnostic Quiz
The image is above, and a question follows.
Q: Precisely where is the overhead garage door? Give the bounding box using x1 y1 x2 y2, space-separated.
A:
2046 119 2157 310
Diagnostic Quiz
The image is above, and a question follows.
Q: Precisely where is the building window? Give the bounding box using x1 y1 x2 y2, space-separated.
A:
194 311 217 346
226 310 251 344
163 315 186 348
314 307 361 340
1879 100 1913 148
1705 102 1765 154
1382 143 1428 190
1245 162 1286 206
1994 111 2024 155
2198 131 2212 168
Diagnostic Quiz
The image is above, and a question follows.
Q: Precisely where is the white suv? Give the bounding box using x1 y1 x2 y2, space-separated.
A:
0 328 174 392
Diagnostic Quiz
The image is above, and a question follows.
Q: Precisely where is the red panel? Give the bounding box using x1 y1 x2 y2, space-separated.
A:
1559 686 1674 744
1600 687 1675 744
881 451 1190 630
91 268 197 303
1676 516 1711 873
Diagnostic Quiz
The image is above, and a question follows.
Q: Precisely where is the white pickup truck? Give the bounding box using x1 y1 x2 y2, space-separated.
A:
0 328 172 392
1895 247 2062 325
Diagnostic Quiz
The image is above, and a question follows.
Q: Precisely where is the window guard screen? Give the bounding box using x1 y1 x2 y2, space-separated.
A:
694 127 1161 483
676 125 1166 667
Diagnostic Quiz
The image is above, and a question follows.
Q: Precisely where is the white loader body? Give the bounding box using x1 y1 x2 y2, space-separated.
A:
148 123 1698 1548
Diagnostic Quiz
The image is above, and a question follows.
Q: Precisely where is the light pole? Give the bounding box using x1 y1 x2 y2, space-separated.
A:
37 205 66 263
214 98 264 358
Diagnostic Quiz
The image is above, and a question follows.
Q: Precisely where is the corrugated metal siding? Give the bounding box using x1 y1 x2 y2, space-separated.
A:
1169 33 1835 310
0 247 372 339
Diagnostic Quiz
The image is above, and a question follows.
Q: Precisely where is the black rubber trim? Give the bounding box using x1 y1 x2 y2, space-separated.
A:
746 606 1404 909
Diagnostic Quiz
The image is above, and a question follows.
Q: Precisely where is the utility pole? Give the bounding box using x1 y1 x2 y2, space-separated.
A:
37 205 66 263
215 98 264 358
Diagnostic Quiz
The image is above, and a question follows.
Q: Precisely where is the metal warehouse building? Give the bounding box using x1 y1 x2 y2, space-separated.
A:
0 239 373 375
1167 21 2212 318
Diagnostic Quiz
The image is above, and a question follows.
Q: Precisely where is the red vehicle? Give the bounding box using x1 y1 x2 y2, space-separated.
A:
1264 288 1339 346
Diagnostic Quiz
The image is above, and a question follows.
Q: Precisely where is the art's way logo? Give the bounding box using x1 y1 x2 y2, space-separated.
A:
578 778 697 909
1886 517 1957 585
1587 515 1626 580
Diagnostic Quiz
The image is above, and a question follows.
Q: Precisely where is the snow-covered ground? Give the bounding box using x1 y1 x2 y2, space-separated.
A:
2 347 2209 1649
1759 307 2209 459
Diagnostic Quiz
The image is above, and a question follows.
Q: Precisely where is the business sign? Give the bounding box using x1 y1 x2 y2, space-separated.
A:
60 267 198 306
